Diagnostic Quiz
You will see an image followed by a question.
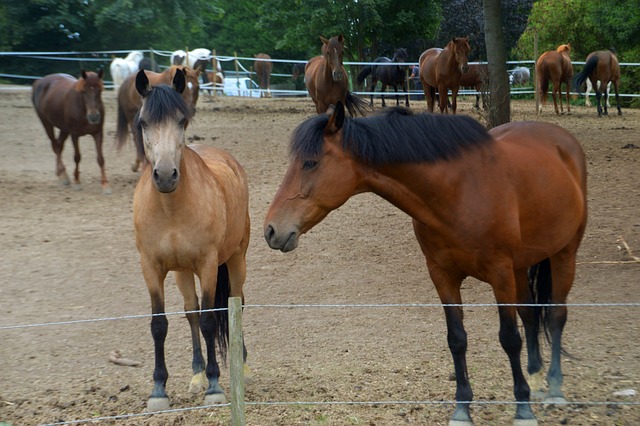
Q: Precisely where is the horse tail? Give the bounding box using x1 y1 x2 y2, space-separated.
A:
345 91 371 117
116 101 129 151
356 66 372 88
213 263 231 362
574 55 599 93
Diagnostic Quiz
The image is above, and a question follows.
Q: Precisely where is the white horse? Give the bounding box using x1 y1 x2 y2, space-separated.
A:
110 51 144 92
171 48 223 91
508 66 530 85
585 79 611 107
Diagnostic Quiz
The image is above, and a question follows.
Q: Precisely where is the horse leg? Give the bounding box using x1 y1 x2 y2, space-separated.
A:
595 89 603 116
599 80 608 115
403 81 410 108
368 81 376 107
91 131 110 194
200 261 227 404
380 83 388 108
613 80 622 115
175 271 207 394
426 86 435 113
48 127 71 186
437 84 448 113
450 87 459 114
564 79 571 114
70 135 82 189
142 261 171 410
515 269 545 399
551 82 560 115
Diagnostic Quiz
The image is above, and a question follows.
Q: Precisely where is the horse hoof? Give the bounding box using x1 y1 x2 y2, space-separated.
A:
72 183 82 191
204 392 227 405
514 419 538 426
189 371 207 393
543 396 567 406
102 186 112 195
146 397 170 411
449 420 473 426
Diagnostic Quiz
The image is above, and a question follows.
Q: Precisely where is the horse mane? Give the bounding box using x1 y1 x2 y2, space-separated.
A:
137 84 194 125
290 107 493 165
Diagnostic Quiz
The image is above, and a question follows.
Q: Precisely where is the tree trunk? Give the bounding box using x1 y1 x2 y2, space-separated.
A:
483 0 510 128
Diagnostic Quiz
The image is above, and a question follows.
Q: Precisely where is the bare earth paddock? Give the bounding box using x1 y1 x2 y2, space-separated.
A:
0 87 639 425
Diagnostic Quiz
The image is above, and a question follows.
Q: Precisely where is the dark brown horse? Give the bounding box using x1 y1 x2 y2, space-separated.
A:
32 70 110 193
536 44 573 115
574 49 622 116
419 37 471 113
116 65 200 172
356 48 410 108
254 53 273 98
304 34 369 116
132 69 251 410
264 102 587 425
459 63 488 109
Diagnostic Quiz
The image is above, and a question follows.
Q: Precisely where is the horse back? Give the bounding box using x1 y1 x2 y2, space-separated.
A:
419 48 443 87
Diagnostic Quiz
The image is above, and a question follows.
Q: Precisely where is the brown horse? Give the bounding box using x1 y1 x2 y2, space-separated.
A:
458 63 489 109
254 53 273 98
536 44 573 115
264 102 587 425
116 65 200 172
132 69 251 410
304 34 369 116
32 70 110 193
574 49 622 116
419 37 471 113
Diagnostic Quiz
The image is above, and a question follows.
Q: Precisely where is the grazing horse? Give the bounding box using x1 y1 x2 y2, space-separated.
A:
132 68 251 410
32 70 110 193
116 66 200 172
264 101 587 426
110 51 143 91
574 50 621 116
536 44 573 115
254 53 273 98
356 48 410 108
419 37 471 113
304 34 369 116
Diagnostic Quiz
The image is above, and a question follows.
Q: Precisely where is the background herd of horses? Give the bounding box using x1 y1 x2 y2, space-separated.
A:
27 33 623 425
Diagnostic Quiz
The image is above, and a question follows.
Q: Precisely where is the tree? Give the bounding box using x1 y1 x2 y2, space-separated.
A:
483 0 510 127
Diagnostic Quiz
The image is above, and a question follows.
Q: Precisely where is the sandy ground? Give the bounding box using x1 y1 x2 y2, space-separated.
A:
0 87 639 425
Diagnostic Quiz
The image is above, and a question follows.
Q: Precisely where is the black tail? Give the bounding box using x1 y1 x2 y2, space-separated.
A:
573 55 599 93
345 91 371 117
528 258 552 345
356 65 372 88
213 263 231 362
116 102 130 151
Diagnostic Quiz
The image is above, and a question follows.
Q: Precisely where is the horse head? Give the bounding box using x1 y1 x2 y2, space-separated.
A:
393 48 409 69
78 69 104 125
557 44 571 57
451 37 470 74
321 34 345 82
135 69 193 193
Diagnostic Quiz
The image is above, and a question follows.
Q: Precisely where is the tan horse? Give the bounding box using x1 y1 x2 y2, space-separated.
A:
536 44 573 115
305 34 368 116
32 70 110 193
264 102 587 425
132 69 250 410
574 49 621 116
116 65 200 172
419 37 471 113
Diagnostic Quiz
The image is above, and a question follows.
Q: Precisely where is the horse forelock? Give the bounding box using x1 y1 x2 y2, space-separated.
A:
291 108 493 166
76 72 103 92
139 85 193 125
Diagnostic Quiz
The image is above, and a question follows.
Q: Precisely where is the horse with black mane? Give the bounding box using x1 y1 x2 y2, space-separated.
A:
574 49 621 116
264 101 587 425
356 48 410 108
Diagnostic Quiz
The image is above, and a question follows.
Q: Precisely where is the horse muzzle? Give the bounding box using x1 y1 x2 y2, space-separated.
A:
86 112 102 124
152 166 179 193
331 70 343 82
460 64 469 74
264 223 299 252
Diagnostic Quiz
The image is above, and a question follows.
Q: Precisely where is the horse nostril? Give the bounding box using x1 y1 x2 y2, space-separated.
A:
171 169 178 180
265 224 275 242
153 169 160 182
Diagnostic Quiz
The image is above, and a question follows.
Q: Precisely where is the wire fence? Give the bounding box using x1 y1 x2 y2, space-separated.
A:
1 48 639 99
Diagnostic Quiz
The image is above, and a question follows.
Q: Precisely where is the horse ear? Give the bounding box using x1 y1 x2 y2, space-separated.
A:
326 101 345 133
338 34 344 43
135 69 151 97
320 36 329 45
81 70 87 80
97 69 103 79
173 68 186 94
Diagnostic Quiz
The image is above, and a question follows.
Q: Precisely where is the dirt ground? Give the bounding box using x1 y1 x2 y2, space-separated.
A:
0 87 639 426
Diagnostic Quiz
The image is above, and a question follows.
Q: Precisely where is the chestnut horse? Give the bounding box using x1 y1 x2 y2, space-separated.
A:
419 37 470 113
356 47 410 108
264 102 587 425
116 65 200 172
536 44 573 115
304 34 369 116
459 63 489 109
132 69 251 410
254 53 273 98
574 49 621 116
32 70 110 193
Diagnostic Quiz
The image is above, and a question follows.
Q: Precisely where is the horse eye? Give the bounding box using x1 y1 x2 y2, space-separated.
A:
139 119 148 129
178 118 187 128
302 160 318 170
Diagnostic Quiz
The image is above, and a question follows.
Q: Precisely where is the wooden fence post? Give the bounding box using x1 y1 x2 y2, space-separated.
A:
229 297 245 425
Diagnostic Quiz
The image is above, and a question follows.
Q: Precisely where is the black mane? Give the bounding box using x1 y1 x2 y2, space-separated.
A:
290 107 493 165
